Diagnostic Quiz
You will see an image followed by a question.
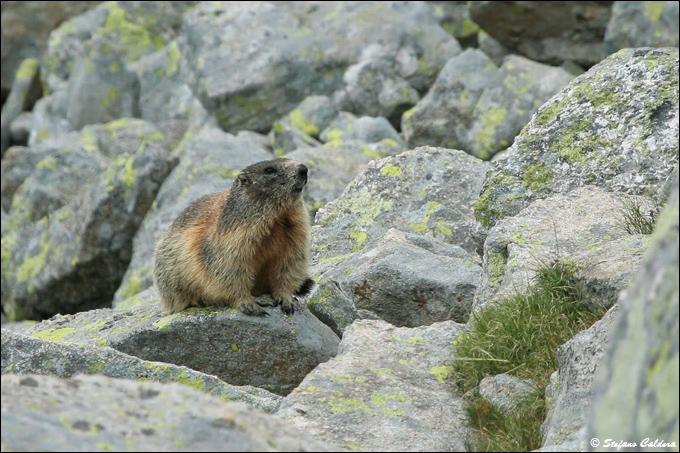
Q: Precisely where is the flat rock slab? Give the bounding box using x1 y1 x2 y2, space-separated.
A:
1 329 281 413
1 373 338 452
278 319 469 452
21 302 340 396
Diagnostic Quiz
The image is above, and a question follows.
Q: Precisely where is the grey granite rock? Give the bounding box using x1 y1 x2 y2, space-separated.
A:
603 1 679 57
475 47 678 229
2 119 176 320
313 146 492 263
0 374 338 452
1 329 281 413
587 174 679 451
278 319 469 451
20 300 339 397
469 1 612 68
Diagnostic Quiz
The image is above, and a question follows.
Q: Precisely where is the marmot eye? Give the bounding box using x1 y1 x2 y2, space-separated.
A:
264 167 277 174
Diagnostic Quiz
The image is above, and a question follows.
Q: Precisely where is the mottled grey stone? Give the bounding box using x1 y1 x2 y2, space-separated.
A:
1 58 41 155
479 373 536 415
333 58 419 128
474 187 650 314
541 305 619 448
313 146 492 263
181 1 459 133
403 50 573 159
313 229 481 331
2 119 176 320
0 374 338 452
476 47 678 229
587 175 679 451
1 1 101 97
1 329 281 413
278 319 469 452
469 1 612 67
603 1 679 57
19 301 339 397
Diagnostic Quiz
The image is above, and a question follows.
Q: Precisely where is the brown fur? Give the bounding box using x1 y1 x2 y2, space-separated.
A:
153 159 312 316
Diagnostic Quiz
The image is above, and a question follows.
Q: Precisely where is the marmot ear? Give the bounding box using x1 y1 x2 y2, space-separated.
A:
238 173 250 186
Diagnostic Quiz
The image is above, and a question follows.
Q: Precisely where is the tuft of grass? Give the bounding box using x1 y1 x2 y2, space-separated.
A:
619 195 662 235
464 390 546 452
453 259 603 451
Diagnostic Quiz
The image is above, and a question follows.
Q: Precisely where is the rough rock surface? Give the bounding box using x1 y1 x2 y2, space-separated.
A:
474 186 650 313
603 1 679 56
1 1 102 97
479 373 536 415
0 373 338 452
2 119 176 320
587 175 679 450
403 50 573 159
182 1 460 133
332 58 420 128
476 47 678 229
309 229 481 335
1 58 42 154
1 329 281 413
20 301 339 396
469 1 613 68
313 147 493 265
278 319 469 452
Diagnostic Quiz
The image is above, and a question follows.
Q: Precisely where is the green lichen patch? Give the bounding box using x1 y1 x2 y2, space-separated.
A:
380 164 403 177
474 107 507 156
166 41 181 77
410 201 441 234
428 365 455 384
289 110 319 137
99 2 159 61
321 188 393 228
521 163 553 192
487 251 508 288
15 58 40 81
474 171 520 228
31 327 76 343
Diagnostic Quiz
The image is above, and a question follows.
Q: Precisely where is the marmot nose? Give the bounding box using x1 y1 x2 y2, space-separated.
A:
298 164 308 180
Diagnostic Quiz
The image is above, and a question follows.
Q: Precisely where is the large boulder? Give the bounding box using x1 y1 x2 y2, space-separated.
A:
469 1 613 68
540 305 619 450
20 301 339 396
278 319 469 451
313 147 493 265
1 58 42 155
474 186 650 313
603 1 679 56
2 119 176 320
587 174 679 450
475 47 678 229
403 49 573 159
0 373 337 452
1 329 281 413
0 1 101 99
308 229 482 336
181 1 460 133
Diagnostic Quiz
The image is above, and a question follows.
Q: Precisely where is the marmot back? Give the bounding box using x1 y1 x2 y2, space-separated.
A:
153 158 314 316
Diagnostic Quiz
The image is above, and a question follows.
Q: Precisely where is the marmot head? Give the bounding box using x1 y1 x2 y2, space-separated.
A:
235 159 308 204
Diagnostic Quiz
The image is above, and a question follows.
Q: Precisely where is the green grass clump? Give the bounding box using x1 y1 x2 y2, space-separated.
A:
619 195 662 235
464 390 546 452
454 259 603 451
